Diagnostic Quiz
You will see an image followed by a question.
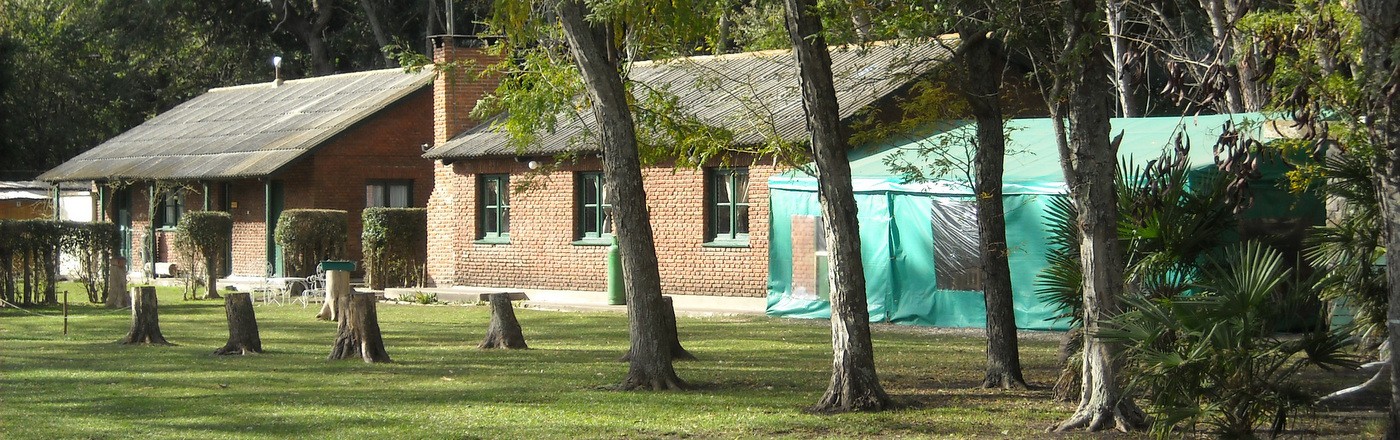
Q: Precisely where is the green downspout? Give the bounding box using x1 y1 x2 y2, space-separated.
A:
202 182 210 211
51 185 61 219
264 181 273 275
149 183 157 276
97 184 106 222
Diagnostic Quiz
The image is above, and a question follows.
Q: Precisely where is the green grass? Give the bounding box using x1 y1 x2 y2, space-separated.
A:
0 285 1382 439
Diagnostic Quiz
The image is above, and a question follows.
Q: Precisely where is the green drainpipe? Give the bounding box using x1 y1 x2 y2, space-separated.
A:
607 234 625 305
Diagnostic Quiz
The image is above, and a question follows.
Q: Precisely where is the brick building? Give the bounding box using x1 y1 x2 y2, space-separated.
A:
38 67 463 278
422 37 950 297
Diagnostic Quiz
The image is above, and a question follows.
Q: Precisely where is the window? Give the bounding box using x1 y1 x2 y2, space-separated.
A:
706 167 749 244
577 172 612 241
155 190 183 229
479 174 510 240
931 198 982 291
366 180 413 208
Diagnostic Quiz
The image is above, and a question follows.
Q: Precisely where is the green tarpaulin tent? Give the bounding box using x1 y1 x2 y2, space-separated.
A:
766 113 1322 330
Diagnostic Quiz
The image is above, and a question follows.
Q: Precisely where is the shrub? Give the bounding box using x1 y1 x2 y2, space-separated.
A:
0 219 65 305
1104 242 1357 438
175 211 232 299
362 208 427 290
274 209 347 277
58 222 119 303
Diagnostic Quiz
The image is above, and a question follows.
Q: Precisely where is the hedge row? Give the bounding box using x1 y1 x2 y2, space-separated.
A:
0 219 119 305
362 208 427 289
274 209 347 277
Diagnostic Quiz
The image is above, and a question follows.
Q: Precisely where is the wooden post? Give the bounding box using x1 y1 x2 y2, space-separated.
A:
120 286 170 345
479 293 528 349
328 292 391 363
63 290 68 335
316 270 350 321
105 257 129 309
213 292 262 355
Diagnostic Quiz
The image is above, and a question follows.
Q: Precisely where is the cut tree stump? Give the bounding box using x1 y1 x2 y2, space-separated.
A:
316 270 350 321
328 292 391 363
621 296 696 361
104 257 129 309
213 292 262 355
478 293 528 349
119 286 170 345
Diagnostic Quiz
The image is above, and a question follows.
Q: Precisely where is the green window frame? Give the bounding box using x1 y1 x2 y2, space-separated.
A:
479 174 510 241
155 190 183 230
706 167 749 245
577 172 612 242
366 180 413 208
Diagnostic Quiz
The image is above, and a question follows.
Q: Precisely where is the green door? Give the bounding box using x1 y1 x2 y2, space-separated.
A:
114 188 132 260
266 181 285 277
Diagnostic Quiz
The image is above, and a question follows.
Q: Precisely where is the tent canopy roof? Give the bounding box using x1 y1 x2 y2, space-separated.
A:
773 113 1278 195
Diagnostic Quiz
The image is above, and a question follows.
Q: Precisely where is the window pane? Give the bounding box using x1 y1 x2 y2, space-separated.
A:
388 184 409 208
715 174 731 204
715 205 732 236
582 175 599 205
602 208 613 234
485 179 499 207
736 205 749 234
501 206 510 233
484 207 498 233
734 173 749 203
499 179 509 206
366 184 383 207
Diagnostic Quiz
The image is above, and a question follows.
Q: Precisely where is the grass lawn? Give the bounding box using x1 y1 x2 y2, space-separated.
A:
0 285 1386 439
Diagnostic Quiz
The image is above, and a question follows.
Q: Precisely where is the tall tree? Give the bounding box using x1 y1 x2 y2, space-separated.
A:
1047 0 1146 431
782 0 890 412
267 0 337 76
554 0 686 390
1351 0 1400 435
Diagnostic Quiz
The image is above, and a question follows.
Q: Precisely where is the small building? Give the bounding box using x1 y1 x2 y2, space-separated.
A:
421 37 951 297
0 181 91 221
37 66 481 278
767 114 1323 330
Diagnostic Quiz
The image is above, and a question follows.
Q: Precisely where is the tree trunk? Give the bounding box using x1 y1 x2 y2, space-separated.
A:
621 296 697 361
478 292 528 349
203 254 221 299
1052 0 1146 431
317 270 350 321
557 0 686 391
956 29 1028 390
268 0 336 76
358 0 396 68
1355 0 1400 436
1106 0 1139 117
105 257 129 309
784 0 890 413
214 292 262 355
120 286 170 345
328 292 392 363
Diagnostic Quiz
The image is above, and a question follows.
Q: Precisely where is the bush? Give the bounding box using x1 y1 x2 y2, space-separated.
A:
175 211 232 299
362 208 427 290
59 222 119 303
0 219 84 305
274 209 347 277
1104 242 1357 438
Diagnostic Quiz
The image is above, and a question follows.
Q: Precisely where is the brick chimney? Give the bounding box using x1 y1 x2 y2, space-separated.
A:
432 35 502 147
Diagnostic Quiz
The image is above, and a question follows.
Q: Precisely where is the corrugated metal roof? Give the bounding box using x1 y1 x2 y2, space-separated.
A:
39 68 436 182
424 39 952 160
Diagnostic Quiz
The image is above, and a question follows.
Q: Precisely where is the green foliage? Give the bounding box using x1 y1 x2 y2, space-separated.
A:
274 209 347 277
1104 242 1358 438
58 221 120 303
403 291 438 305
1304 153 1386 343
361 208 426 290
174 211 232 298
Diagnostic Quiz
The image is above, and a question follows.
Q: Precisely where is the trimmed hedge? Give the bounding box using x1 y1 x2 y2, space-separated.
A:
362 208 427 289
175 211 233 298
274 209 347 277
1 219 118 305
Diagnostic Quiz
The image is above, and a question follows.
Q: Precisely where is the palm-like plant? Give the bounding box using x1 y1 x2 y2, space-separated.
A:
1104 242 1358 438
1304 152 1387 347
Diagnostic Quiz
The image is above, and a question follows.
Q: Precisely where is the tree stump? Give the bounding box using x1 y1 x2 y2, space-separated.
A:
328 292 391 363
213 292 262 355
104 257 129 309
622 296 696 361
316 270 350 321
478 293 528 349
119 286 170 345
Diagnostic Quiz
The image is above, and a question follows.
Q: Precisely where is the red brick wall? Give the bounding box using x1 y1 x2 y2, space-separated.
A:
433 37 502 146
425 155 778 297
